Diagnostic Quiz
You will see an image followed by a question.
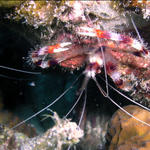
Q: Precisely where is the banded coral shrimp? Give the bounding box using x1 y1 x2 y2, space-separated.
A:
1 0 150 149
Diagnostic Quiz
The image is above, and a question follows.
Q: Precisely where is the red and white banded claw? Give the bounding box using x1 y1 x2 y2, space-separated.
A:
77 27 143 51
38 42 72 56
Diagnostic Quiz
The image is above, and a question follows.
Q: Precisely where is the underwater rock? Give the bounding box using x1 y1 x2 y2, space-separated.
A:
0 112 83 150
107 105 150 150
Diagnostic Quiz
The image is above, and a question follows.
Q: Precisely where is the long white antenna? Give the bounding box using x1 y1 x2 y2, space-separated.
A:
94 77 150 127
67 87 87 150
0 65 41 75
130 14 144 45
100 46 109 97
64 88 84 119
78 88 87 127
99 75 150 112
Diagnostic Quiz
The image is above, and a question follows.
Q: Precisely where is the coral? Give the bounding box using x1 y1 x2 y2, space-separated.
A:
106 105 150 150
0 112 83 150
